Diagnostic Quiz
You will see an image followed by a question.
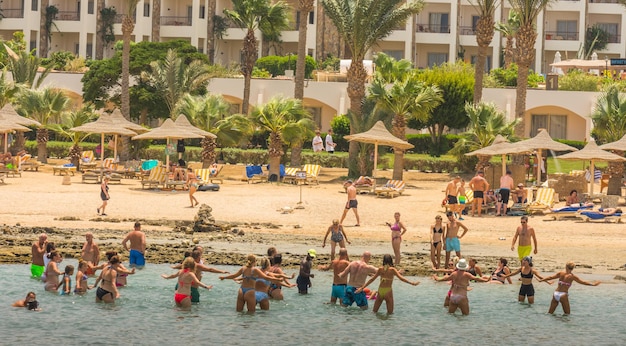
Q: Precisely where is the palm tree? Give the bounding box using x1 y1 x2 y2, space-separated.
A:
224 0 290 114
250 96 313 177
120 0 140 161
591 85 626 195
49 106 97 169
294 0 315 100
509 0 553 137
177 94 250 167
141 49 212 118
495 10 520 68
6 49 51 89
0 70 18 108
369 70 443 180
471 0 497 103
451 102 520 171
372 52 412 84
321 0 424 177
39 0 50 57
15 88 70 163
152 0 161 42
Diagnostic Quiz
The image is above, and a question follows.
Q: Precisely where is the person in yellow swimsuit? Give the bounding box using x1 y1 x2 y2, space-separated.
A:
511 216 537 261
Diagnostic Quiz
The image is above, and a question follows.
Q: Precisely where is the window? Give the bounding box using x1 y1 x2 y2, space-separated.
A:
531 114 567 139
88 0 94 14
144 3 150 17
199 5 206 19
556 20 577 40
383 50 404 61
597 23 620 43
429 13 449 33
32 0 38 11
75 44 80 55
29 41 37 52
86 43 93 58
309 11 314 25
296 11 301 30
427 53 448 67
471 55 492 72
472 16 479 31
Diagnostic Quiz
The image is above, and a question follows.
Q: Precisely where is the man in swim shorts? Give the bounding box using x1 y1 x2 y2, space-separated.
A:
31 233 48 278
339 180 360 226
81 232 100 275
122 222 147 268
511 216 537 261
444 212 469 266
338 251 377 310
445 176 460 205
325 248 350 304
296 249 316 294
469 171 489 217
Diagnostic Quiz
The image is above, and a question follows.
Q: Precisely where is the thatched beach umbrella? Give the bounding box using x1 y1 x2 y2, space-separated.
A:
510 129 578 184
465 134 531 177
107 108 148 160
344 121 414 178
0 104 41 127
0 119 30 154
599 134 626 152
132 118 205 167
558 140 626 195
174 115 216 138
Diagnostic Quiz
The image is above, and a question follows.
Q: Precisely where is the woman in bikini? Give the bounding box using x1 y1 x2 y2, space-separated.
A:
490 258 512 284
539 261 600 315
502 256 552 304
356 254 420 314
43 251 63 292
91 255 121 303
186 167 199 208
386 212 407 266
430 215 446 269
92 251 135 287
436 259 489 315
219 254 282 313
467 258 484 278
322 219 351 260
162 257 212 309
74 260 89 294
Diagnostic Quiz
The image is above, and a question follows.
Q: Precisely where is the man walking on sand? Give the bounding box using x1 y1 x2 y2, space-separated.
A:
338 251 378 309
319 248 351 304
469 171 489 217
81 232 100 275
445 176 461 217
497 170 515 216
340 180 360 226
31 233 48 278
511 216 538 261
444 211 469 265
122 222 147 269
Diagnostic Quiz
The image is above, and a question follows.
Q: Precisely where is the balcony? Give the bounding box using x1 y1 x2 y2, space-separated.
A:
55 11 80 21
113 13 136 24
589 0 618 3
608 34 621 43
1 8 24 18
545 31 579 40
162 16 192 26
459 26 476 35
416 23 451 33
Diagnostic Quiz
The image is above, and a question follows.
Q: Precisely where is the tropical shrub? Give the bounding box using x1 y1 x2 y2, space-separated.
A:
558 70 600 91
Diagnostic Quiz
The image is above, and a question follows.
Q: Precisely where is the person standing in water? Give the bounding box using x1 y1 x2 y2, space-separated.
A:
386 212 407 266
31 233 47 278
502 256 552 304
122 222 147 269
322 219 351 260
539 261 600 315
296 249 316 294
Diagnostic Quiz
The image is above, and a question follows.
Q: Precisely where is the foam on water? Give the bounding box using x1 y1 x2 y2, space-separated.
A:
2 263 624 345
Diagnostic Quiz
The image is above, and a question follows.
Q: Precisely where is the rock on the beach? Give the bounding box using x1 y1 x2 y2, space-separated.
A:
192 238 199 244
192 204 220 232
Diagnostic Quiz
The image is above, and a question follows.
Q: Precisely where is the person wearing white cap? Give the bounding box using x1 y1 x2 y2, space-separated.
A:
436 258 489 315
296 249 316 294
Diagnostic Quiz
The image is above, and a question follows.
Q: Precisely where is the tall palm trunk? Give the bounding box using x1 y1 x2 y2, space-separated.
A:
347 60 368 177
201 137 217 168
391 114 406 180
294 0 314 100
241 29 258 114
120 11 136 160
474 15 495 103
69 144 82 169
607 151 624 195
95 0 105 59
206 0 216 63
475 154 492 172
268 132 283 177
503 35 514 68
152 0 161 42
290 142 303 167
514 24 537 138
39 0 50 58
36 128 48 163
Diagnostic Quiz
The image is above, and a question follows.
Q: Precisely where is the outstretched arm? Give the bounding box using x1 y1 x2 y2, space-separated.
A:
502 267 521 279
539 272 561 282
220 267 244 280
532 270 553 285
161 269 182 280
356 268 382 292
573 274 601 286
393 268 420 285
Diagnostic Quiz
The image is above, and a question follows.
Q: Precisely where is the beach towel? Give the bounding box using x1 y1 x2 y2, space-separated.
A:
580 211 622 220
246 165 263 178
142 160 158 171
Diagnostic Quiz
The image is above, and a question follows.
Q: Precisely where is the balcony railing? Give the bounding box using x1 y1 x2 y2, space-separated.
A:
608 34 621 43
162 16 192 26
55 11 80 21
416 23 451 33
459 26 476 35
589 0 618 3
545 31 579 40
113 13 136 24
1 8 25 18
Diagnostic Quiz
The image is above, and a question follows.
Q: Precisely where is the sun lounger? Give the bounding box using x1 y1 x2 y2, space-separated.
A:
141 166 166 189
245 165 268 183
80 151 97 171
53 165 77 176
526 188 555 215
81 171 100 184
20 154 41 171
548 205 592 221
0 171 5 184
580 211 622 223
282 167 300 184
375 180 406 198
302 164 321 185
354 176 375 194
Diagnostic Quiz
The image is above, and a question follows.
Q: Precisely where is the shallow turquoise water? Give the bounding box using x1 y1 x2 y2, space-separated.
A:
2 263 624 345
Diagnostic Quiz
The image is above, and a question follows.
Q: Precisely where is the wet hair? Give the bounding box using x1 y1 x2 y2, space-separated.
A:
64 265 74 275
182 257 196 270
259 257 271 270
245 254 256 267
500 258 508 266
45 242 56 253
566 262 575 270
78 259 87 269
105 251 118 260
183 251 192 259
109 255 120 265
191 250 202 261
273 253 282 265
382 254 394 268
47 251 59 259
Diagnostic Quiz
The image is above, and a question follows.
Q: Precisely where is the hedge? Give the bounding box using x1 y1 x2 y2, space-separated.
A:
406 134 461 155
255 55 317 79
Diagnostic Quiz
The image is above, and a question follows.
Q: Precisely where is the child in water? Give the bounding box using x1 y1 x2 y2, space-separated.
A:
59 265 74 295
12 292 41 311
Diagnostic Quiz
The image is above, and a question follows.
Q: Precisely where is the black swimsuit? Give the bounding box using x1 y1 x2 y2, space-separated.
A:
432 226 443 247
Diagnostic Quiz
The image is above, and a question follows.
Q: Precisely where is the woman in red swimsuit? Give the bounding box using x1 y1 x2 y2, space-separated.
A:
162 257 212 309
386 212 407 266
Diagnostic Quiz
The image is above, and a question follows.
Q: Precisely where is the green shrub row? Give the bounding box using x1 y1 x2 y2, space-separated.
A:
255 55 317 79
405 134 461 154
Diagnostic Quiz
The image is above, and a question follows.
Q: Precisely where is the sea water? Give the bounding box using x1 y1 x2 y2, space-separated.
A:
1 263 624 345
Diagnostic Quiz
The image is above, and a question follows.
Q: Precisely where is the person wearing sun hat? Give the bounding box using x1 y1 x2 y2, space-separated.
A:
296 249 316 294
434 258 489 315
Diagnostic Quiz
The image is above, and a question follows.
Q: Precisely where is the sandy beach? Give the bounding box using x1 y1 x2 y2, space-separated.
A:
1 160 625 277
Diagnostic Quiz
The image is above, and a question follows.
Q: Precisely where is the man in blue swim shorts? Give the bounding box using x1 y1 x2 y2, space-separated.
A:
444 212 469 266
122 222 147 268
338 251 377 310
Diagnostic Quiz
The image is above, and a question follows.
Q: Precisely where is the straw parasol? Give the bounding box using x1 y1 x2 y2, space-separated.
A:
70 113 138 170
344 121 414 178
599 134 626 152
107 108 148 160
174 114 216 138
0 104 41 127
0 119 31 154
510 129 578 184
558 140 626 195
132 118 205 167
465 135 532 177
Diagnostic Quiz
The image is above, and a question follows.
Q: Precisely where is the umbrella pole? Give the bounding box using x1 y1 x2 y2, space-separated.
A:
165 138 170 168
373 143 379 179
114 135 118 162
501 154 506 177
3 134 7 154
100 134 105 179
536 149 542 185
589 159 595 196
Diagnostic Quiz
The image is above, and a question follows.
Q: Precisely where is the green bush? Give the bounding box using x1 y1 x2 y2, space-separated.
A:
251 67 271 78
255 55 317 78
330 114 350 152
558 70 600 91
406 134 461 155
42 51 76 70
555 138 585 150
318 54 340 71
488 63 544 88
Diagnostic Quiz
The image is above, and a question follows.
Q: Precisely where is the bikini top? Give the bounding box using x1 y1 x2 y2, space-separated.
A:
520 269 533 279
242 269 257 282
433 226 443 234
257 278 271 286
178 269 190 288
558 280 572 287
468 267 477 276
390 223 401 232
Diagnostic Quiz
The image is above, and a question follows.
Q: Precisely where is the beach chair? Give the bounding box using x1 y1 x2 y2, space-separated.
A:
354 176 375 194
600 174 609 193
102 158 118 171
20 154 41 172
548 205 592 221
208 164 224 184
244 165 268 183
282 167 300 184
442 189 473 213
580 210 622 223
53 164 77 176
81 171 100 184
80 150 97 170
302 164 321 185
141 166 167 189
526 188 556 215
0 171 5 184
375 180 406 198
